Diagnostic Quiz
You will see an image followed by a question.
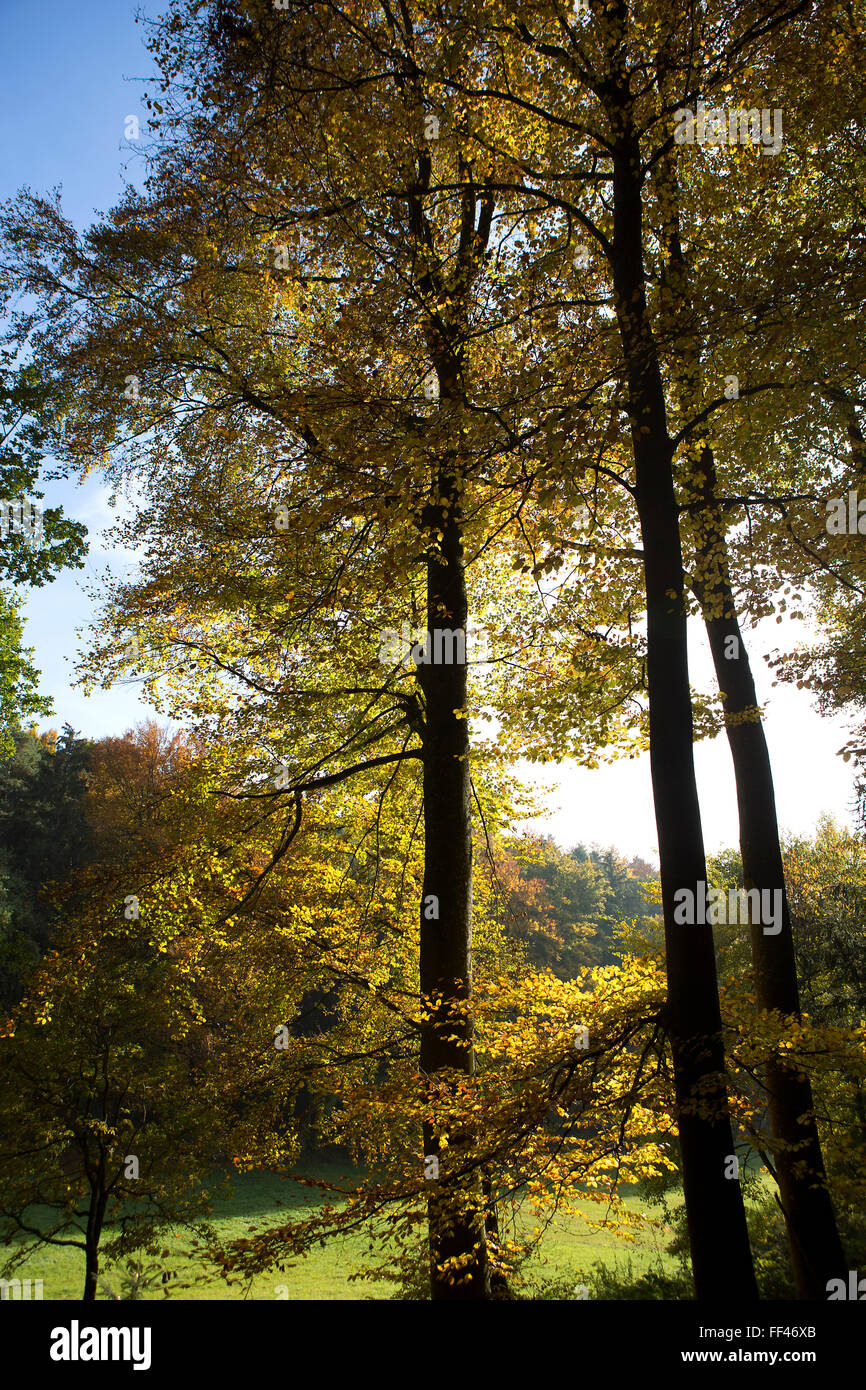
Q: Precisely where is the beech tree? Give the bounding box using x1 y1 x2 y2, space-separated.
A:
0 0 649 1297
0 728 246 1302
433 0 766 1296
7 0 862 1305
643 10 864 1295
441 0 863 1299
0 720 353 1301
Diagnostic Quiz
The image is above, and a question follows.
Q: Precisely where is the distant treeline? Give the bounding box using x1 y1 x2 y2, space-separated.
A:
0 725 659 1007
500 836 658 977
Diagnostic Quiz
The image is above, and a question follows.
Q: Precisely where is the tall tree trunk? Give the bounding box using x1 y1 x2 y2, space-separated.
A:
692 445 847 1299
482 1172 511 1298
405 125 494 1296
648 70 847 1293
606 98 757 1297
417 454 489 1300
83 1191 106 1302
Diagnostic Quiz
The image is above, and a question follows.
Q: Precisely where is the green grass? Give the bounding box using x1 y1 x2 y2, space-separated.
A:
2 1165 688 1301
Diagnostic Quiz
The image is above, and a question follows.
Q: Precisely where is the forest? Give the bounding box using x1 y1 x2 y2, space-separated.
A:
0 0 865 1317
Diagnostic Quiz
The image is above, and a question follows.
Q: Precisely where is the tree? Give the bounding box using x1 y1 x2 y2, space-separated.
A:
0 342 90 997
646 15 858 1294
783 818 866 1214
0 348 88 779
452 0 863 1298
502 835 659 976
0 722 313 1301
0 725 92 1005
0 349 87 589
0 0 648 1298
0 592 53 760
461 0 764 1296
0 904 221 1301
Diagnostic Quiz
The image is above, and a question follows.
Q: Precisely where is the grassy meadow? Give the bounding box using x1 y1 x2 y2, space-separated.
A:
6 1165 686 1301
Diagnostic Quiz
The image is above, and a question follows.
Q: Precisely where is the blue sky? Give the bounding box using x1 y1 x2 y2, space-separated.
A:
0 0 157 737
0 0 857 862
